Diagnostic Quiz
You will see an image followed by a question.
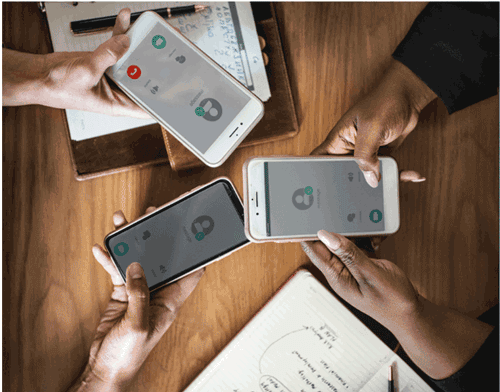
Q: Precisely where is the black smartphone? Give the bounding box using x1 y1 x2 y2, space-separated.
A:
105 177 249 292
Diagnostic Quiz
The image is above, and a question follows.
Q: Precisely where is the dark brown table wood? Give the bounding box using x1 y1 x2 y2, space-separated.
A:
3 2 498 391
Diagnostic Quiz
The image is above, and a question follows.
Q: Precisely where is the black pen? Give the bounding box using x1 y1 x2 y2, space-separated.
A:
70 5 209 35
388 365 395 392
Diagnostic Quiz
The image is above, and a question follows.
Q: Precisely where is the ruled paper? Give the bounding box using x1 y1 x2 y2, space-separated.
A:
184 270 435 392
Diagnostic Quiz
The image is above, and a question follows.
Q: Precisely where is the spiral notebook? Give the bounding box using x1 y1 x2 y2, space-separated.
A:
184 270 435 392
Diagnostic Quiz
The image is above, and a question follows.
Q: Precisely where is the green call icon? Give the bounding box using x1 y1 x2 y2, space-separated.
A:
195 107 205 116
304 186 313 195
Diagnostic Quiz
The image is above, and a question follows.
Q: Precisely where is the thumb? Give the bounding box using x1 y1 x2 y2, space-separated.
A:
317 230 373 280
90 35 130 82
125 262 150 332
353 130 381 188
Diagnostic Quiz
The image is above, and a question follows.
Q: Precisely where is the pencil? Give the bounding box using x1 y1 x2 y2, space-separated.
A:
388 364 395 392
70 5 209 35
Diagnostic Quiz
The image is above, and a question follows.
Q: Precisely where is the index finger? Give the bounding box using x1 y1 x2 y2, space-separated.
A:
92 244 125 286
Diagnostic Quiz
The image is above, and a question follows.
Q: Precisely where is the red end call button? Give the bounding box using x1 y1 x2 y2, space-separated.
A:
127 65 141 79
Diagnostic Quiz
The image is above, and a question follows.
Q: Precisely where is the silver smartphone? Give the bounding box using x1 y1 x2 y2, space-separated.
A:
105 11 264 167
105 177 249 292
244 156 400 242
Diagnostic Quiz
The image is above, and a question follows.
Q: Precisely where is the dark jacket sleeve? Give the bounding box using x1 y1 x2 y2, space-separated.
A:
430 326 499 392
392 2 499 114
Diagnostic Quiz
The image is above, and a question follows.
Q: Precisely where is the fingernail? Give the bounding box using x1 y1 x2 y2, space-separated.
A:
362 171 378 188
317 230 340 250
411 177 426 183
129 262 143 279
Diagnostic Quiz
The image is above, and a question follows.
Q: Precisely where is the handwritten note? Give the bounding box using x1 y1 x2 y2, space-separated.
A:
183 271 435 392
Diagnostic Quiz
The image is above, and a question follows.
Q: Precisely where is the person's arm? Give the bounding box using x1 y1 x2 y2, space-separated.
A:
301 231 495 382
2 48 48 107
65 208 204 392
312 2 498 188
393 2 499 114
394 297 494 380
2 8 150 119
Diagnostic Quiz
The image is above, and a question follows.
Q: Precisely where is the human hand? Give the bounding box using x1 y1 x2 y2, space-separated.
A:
312 60 437 188
38 8 151 119
301 231 421 332
69 207 204 392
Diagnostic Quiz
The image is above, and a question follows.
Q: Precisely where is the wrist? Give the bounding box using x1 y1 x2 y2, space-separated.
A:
390 296 494 379
2 48 49 107
389 60 437 113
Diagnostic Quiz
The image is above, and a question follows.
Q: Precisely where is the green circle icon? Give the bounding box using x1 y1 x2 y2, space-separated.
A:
195 107 205 116
114 242 129 256
152 35 166 49
195 232 205 241
304 186 313 195
369 209 383 223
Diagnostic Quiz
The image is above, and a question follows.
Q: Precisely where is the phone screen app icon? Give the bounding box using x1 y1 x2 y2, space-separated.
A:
127 65 141 79
114 242 129 256
152 35 166 49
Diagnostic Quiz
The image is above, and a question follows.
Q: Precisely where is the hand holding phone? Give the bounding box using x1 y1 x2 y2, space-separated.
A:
105 10 264 167
301 230 421 332
243 156 401 242
88 207 204 390
311 60 437 187
30 8 151 120
105 177 249 292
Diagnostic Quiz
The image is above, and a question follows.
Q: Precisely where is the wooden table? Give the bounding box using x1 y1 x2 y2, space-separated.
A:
3 2 498 391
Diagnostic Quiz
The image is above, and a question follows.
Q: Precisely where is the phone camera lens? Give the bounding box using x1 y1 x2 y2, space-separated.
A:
256 213 259 215
240 122 243 125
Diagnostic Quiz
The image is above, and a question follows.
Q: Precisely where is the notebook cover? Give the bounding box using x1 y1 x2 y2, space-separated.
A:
163 4 299 171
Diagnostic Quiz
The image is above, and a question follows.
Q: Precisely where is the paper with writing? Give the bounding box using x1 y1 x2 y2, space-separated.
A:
184 270 435 392
44 2 269 141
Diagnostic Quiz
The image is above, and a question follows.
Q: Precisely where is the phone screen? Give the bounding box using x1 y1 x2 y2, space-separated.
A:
113 21 251 154
264 161 385 236
106 180 248 290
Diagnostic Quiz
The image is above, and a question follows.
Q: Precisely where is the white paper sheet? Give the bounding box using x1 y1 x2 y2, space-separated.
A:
184 271 436 392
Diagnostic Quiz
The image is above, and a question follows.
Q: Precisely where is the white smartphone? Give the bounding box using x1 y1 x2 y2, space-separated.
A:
105 11 264 167
243 156 400 242
104 177 249 292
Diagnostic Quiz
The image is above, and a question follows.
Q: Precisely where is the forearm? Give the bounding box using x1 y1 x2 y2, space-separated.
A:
391 296 494 380
2 48 48 107
382 60 437 113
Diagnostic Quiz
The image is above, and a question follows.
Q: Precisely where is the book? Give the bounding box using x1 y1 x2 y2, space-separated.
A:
43 1 270 142
184 269 435 392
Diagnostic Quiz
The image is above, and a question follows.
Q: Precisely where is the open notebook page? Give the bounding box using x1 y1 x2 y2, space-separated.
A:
44 2 270 141
184 270 435 392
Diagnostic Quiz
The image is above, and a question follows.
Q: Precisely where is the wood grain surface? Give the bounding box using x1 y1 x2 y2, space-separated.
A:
3 2 498 392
